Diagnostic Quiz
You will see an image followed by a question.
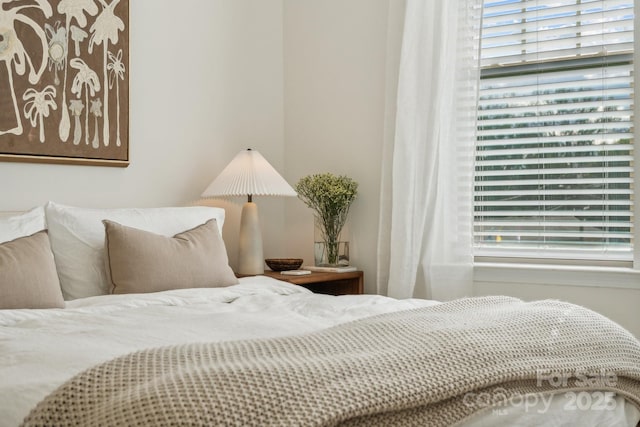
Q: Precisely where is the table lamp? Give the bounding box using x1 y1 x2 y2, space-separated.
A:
201 149 297 275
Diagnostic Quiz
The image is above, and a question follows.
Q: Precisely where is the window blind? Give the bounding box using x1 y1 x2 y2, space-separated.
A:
475 0 634 261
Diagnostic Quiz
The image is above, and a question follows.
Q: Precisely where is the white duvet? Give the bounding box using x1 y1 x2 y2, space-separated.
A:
1 276 639 426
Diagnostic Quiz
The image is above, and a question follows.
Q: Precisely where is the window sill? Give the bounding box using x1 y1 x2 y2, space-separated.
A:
474 262 640 290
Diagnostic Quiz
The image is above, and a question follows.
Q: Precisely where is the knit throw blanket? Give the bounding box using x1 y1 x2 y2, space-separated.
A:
22 296 640 426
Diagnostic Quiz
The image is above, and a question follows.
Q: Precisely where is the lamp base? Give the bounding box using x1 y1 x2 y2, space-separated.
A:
237 201 264 275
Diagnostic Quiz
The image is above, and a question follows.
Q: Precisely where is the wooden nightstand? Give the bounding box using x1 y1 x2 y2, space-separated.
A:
263 270 364 295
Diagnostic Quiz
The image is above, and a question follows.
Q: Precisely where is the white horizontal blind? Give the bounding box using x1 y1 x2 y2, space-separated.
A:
475 0 634 261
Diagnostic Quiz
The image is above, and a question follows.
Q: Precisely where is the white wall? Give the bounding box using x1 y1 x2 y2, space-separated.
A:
0 0 288 270
283 0 390 292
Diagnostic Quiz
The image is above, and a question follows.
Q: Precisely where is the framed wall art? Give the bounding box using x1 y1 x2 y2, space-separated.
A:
0 0 129 167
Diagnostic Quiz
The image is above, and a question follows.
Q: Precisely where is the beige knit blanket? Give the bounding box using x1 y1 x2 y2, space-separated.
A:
22 296 640 426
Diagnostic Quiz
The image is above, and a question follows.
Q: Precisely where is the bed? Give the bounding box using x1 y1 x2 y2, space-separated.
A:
1 202 640 426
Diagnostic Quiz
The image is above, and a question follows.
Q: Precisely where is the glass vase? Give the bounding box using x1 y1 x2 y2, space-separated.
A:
314 241 349 267
314 219 349 267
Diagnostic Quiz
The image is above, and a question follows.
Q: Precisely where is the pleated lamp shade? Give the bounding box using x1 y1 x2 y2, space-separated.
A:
201 149 296 276
201 149 296 199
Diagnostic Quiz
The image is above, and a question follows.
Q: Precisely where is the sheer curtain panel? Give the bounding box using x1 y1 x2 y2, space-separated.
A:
377 0 482 300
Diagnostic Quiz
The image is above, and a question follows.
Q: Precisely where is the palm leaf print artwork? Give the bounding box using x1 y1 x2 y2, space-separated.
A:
44 21 66 86
0 0 53 137
89 98 101 148
89 0 123 147
0 0 128 166
68 99 84 144
107 48 124 147
23 85 57 143
57 0 98 142
70 57 99 146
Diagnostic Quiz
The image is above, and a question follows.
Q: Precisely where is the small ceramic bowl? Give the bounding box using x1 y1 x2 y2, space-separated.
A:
265 258 304 271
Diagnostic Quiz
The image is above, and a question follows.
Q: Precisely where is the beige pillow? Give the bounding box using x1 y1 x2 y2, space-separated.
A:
0 231 65 309
104 219 239 294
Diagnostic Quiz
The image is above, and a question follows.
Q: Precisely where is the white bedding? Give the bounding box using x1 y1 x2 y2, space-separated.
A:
1 276 639 426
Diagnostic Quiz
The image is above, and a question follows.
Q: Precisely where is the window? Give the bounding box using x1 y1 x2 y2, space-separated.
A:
474 0 635 263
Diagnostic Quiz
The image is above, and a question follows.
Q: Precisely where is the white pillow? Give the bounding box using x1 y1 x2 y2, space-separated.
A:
45 202 226 300
0 207 46 244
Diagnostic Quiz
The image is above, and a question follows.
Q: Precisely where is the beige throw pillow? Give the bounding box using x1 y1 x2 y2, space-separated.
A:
0 231 65 309
46 202 227 299
104 219 239 294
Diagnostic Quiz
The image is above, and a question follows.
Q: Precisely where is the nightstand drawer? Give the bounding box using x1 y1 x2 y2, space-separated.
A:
263 270 363 295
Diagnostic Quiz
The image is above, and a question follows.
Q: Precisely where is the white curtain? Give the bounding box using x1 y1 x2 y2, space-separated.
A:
377 0 482 300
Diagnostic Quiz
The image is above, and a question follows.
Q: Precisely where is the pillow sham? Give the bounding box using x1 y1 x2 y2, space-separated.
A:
104 219 238 294
45 202 227 300
0 206 46 244
0 231 65 309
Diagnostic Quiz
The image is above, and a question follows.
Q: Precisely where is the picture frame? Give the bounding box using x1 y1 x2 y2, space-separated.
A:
0 0 130 167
